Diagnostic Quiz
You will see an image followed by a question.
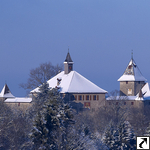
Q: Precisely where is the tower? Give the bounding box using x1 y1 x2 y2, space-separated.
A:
64 51 74 74
118 54 147 96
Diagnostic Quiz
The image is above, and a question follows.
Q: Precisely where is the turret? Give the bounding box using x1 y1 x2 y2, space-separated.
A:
64 51 74 74
118 54 147 96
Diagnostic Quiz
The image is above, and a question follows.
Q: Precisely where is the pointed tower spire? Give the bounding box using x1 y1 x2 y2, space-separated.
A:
118 54 147 96
118 56 146 81
64 50 74 74
0 84 15 98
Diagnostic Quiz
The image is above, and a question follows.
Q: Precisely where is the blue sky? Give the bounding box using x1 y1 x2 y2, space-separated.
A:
0 0 150 97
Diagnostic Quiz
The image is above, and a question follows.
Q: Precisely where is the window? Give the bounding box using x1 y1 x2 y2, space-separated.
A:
84 102 90 108
126 81 128 84
138 81 141 84
18 103 20 106
93 95 96 100
79 95 82 100
128 89 132 94
86 95 89 100
83 95 84 101
131 102 134 105
124 102 126 105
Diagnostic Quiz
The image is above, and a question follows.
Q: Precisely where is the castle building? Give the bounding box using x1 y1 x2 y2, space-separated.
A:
106 54 150 108
118 55 147 96
0 84 32 112
31 52 107 110
0 84 15 100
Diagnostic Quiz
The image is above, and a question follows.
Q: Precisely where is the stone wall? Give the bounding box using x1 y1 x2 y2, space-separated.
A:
105 100 144 109
120 81 145 96
5 102 32 113
64 93 106 111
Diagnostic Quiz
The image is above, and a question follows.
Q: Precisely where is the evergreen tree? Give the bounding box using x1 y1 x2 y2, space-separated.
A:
29 83 74 150
33 82 50 111
0 101 13 149
115 121 136 150
102 120 136 150
102 120 116 149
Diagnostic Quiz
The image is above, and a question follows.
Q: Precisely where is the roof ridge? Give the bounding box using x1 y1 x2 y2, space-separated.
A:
67 71 75 92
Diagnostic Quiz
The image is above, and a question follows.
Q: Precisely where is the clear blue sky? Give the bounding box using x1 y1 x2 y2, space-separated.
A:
0 0 150 97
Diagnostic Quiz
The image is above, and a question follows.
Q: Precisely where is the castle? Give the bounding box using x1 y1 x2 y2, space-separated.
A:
1 52 150 110
31 52 107 111
106 54 150 108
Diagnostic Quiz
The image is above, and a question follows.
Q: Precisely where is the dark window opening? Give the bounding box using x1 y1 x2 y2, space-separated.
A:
93 95 96 100
79 95 82 100
86 95 89 100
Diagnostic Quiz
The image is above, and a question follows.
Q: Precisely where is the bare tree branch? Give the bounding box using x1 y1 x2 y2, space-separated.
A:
19 62 63 90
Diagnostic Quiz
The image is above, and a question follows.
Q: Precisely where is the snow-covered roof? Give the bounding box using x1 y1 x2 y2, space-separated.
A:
5 97 32 103
106 96 137 101
137 83 150 100
118 58 147 82
31 71 107 94
0 84 15 98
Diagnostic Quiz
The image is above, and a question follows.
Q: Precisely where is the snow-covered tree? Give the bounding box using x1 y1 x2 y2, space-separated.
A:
32 82 50 111
102 120 136 150
0 101 13 149
102 120 116 149
115 121 136 150
29 83 74 150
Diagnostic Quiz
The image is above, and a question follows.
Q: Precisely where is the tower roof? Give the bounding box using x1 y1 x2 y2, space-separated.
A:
118 58 147 82
64 52 73 63
0 84 15 98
